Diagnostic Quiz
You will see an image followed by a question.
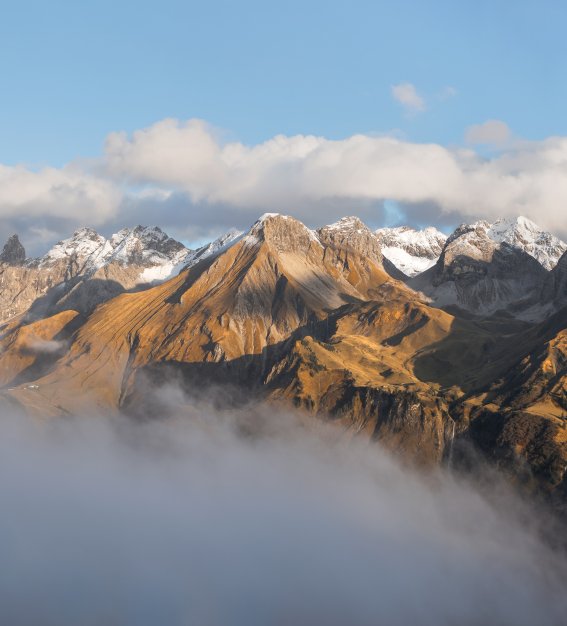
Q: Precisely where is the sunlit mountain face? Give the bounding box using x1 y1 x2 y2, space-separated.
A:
1 212 566 490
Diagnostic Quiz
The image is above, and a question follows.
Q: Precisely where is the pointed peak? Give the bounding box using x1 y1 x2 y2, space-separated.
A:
39 228 108 268
249 213 298 233
109 225 183 248
318 216 381 262
71 227 103 239
258 212 282 222
2 233 21 246
107 225 187 267
244 213 320 252
492 215 538 229
0 234 26 265
248 213 306 233
130 225 166 237
423 226 447 236
464 215 546 240
322 216 370 233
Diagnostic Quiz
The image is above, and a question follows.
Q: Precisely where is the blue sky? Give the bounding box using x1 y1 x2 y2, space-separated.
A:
0 0 565 251
1 0 565 166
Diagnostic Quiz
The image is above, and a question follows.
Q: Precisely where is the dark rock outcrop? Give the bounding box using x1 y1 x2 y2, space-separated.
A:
0 234 26 265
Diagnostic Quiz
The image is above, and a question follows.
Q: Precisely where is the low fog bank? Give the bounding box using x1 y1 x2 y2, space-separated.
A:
0 397 566 626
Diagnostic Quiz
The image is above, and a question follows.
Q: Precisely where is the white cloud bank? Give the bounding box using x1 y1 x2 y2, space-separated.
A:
0 164 120 223
0 118 566 250
103 118 567 236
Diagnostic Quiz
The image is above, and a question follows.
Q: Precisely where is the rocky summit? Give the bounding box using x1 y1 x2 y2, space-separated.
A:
0 234 26 265
408 217 566 317
0 213 566 512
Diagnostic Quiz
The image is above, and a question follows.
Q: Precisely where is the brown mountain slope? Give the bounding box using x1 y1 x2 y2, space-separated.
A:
0 213 492 466
3 215 396 413
1 213 566 503
0 310 82 388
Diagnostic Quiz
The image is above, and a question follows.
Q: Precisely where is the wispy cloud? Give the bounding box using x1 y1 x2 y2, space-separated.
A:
23 338 68 356
438 85 457 101
391 82 426 113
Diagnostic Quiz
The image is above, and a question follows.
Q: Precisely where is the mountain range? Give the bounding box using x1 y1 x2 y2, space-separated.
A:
1 213 566 511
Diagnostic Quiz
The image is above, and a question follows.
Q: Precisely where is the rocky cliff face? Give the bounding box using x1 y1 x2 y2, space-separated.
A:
319 216 410 280
409 218 554 315
318 216 383 262
542 250 567 309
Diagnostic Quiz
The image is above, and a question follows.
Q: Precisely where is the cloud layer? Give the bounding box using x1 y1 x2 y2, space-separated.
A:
103 118 567 236
0 405 566 626
1 118 566 251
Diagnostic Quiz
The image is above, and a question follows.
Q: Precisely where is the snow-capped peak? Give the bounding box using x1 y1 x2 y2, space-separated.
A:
257 212 282 222
375 226 447 277
37 225 191 282
453 216 567 270
107 225 188 267
324 216 369 233
378 216 565 277
38 228 112 271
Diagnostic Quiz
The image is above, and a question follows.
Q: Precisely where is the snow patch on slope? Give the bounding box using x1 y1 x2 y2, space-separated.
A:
376 226 447 277
185 229 244 267
381 246 438 276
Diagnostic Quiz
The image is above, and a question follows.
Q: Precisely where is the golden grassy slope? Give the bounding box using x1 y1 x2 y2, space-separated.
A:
1 215 566 497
